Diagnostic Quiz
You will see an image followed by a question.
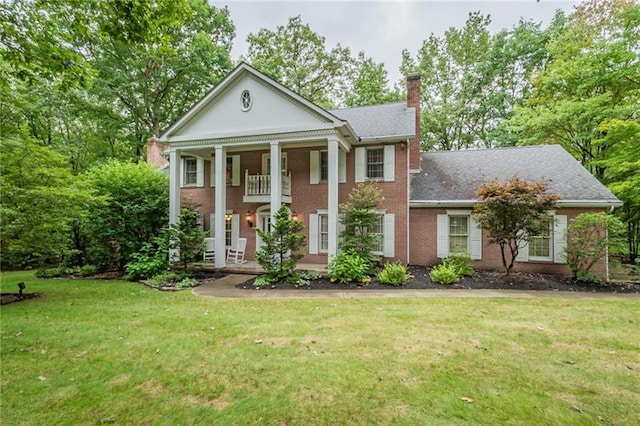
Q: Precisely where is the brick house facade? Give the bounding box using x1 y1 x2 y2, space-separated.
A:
153 62 621 276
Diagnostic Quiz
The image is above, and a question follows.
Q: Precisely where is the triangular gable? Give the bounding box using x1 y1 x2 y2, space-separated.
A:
160 62 349 142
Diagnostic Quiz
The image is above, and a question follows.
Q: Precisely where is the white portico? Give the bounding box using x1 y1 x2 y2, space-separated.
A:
159 62 356 267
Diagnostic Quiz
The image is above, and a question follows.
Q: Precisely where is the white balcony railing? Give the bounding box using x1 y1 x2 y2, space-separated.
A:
244 170 291 198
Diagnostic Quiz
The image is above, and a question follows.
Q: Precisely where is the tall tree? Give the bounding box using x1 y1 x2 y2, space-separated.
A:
400 11 564 151
247 16 353 108
345 52 401 107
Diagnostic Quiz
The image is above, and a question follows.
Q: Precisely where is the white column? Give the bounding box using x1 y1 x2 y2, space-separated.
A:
169 149 181 226
168 149 181 263
270 141 281 222
214 146 227 268
327 138 339 258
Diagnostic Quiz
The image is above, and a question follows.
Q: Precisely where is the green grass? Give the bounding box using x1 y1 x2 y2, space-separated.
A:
1 271 639 425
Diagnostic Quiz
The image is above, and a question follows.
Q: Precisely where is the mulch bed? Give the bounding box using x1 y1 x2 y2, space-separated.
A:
236 266 640 294
1 293 41 305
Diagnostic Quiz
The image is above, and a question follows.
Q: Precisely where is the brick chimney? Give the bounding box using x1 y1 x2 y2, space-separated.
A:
407 73 421 171
146 136 169 168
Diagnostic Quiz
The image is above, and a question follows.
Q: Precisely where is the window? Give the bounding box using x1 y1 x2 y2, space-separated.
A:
224 215 233 247
262 153 287 175
366 148 384 179
320 151 328 181
226 156 233 185
240 90 252 111
528 219 552 260
355 146 394 183
319 214 329 252
368 214 384 254
184 158 198 186
449 216 469 254
437 212 481 260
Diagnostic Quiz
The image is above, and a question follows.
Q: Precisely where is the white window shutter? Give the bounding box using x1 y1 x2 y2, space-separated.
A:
383 145 395 182
516 237 529 262
310 150 320 184
210 158 215 187
196 158 204 187
180 157 185 187
309 214 319 254
337 214 346 250
197 213 204 233
231 155 241 187
554 215 567 264
209 214 215 237
339 149 347 183
437 214 448 258
383 214 395 257
469 215 482 260
355 147 365 182
231 214 240 246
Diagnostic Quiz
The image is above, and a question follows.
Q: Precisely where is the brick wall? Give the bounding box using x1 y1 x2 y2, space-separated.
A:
409 207 611 278
146 137 169 168
179 142 410 264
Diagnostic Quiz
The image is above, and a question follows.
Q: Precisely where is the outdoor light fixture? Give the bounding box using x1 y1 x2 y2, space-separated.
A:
225 213 232 223
17 282 25 296
245 211 253 228
291 210 299 221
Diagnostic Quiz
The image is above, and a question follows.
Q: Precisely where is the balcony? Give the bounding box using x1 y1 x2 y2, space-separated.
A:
243 170 292 203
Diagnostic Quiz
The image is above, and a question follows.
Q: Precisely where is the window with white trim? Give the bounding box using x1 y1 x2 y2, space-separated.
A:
224 215 233 247
319 214 329 252
263 153 287 175
449 216 469 254
437 211 482 260
320 151 328 181
528 219 552 260
368 214 384 254
366 148 384 179
184 158 198 186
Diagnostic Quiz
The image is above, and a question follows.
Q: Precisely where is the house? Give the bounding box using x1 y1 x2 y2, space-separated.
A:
151 62 621 276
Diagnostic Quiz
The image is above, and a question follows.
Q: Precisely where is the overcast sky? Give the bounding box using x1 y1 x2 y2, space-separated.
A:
212 0 581 85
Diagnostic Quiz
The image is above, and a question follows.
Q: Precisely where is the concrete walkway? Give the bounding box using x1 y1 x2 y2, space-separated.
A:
193 274 640 300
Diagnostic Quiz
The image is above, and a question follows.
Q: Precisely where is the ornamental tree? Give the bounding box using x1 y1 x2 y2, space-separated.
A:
255 205 306 283
473 176 559 274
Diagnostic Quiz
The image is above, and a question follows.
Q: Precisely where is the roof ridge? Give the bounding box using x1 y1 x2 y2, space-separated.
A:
329 101 407 113
421 144 563 155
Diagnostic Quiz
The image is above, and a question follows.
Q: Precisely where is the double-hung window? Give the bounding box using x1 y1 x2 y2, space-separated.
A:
184 158 198 186
528 219 552 260
320 151 329 181
319 214 329 252
448 216 469 254
366 148 384 180
368 214 385 254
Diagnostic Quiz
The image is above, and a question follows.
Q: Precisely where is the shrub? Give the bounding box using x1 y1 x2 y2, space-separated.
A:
377 262 411 286
566 212 625 280
429 263 460 285
35 267 64 278
78 265 98 277
125 242 169 281
327 249 369 284
174 277 199 288
147 271 187 286
253 275 276 288
442 254 475 277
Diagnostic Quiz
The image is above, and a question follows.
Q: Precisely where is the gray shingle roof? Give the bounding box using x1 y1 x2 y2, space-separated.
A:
410 145 621 205
330 102 415 140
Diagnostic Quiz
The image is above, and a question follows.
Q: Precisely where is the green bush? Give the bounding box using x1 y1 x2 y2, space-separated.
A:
429 263 460 285
377 262 411 286
442 254 475 277
35 267 65 278
125 242 169 281
147 271 187 286
327 249 370 284
174 277 199 288
253 275 276 288
78 265 98 277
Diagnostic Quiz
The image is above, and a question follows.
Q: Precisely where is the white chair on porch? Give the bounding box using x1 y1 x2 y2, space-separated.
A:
226 237 247 264
203 237 216 263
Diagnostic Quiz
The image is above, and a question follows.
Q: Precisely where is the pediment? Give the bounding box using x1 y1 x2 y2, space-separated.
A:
166 67 336 140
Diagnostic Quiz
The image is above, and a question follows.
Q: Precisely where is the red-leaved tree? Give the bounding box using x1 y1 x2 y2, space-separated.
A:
473 176 559 274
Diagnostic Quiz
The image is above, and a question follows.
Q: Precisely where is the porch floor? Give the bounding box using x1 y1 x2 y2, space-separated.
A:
200 261 329 277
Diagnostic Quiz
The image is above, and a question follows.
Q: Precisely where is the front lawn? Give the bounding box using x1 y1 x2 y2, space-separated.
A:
1 271 639 424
